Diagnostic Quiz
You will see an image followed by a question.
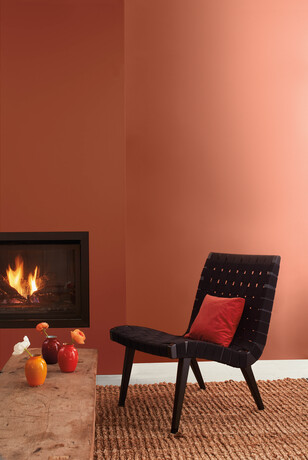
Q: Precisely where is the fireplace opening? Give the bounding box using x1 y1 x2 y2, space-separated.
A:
0 232 89 328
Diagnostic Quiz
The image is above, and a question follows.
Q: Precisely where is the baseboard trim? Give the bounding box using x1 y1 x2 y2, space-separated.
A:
96 359 307 386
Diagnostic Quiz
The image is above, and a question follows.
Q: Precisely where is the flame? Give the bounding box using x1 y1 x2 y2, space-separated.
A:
6 256 40 298
28 266 39 296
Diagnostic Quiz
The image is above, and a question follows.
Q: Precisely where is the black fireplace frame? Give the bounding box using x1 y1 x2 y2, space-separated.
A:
0 231 89 329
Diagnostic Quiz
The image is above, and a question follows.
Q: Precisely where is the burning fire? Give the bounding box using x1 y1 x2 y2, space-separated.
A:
6 256 41 298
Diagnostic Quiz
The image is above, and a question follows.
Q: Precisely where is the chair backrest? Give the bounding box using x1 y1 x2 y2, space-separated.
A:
187 253 281 359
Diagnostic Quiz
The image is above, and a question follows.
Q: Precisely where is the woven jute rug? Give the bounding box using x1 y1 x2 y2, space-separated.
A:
95 378 308 460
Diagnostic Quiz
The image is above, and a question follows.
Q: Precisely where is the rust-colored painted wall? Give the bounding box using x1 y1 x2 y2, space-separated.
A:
1 1 307 375
0 0 126 374
125 0 308 363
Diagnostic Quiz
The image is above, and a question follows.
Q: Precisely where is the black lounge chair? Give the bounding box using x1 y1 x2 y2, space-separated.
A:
110 252 281 433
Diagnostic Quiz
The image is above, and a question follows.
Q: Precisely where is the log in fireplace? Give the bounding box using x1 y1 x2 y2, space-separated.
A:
0 232 89 328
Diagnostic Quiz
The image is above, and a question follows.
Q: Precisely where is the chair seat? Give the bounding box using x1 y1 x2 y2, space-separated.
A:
110 325 256 368
110 325 187 358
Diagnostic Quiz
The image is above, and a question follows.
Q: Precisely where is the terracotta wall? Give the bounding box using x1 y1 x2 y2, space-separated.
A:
1 1 307 375
0 0 126 374
125 0 308 363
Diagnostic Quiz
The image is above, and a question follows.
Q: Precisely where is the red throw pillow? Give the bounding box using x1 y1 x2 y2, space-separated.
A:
185 294 245 347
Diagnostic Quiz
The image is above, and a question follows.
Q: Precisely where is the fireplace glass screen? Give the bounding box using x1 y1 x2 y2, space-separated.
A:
0 232 89 328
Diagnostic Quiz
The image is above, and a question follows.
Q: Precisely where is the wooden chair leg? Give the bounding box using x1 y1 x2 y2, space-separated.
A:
171 358 191 433
190 358 206 390
241 365 264 410
119 347 135 406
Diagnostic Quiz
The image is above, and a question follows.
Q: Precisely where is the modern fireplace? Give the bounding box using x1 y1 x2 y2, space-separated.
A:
0 232 89 328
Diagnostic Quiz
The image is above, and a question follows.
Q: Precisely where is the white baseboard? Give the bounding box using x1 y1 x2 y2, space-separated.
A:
96 359 307 386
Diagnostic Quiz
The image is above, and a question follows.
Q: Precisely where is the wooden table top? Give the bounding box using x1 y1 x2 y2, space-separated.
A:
0 348 98 460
